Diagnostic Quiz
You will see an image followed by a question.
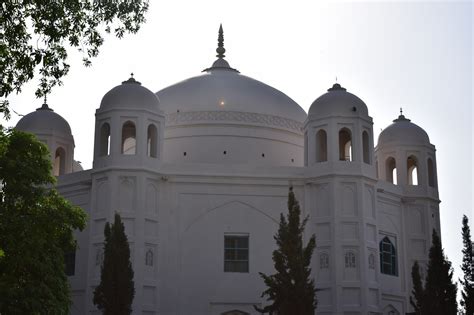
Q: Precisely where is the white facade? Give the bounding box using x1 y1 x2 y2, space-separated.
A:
16 28 440 315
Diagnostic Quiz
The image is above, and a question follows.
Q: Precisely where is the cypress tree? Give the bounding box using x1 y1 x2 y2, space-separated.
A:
422 229 457 315
410 260 424 314
255 187 317 315
460 215 474 315
93 213 135 315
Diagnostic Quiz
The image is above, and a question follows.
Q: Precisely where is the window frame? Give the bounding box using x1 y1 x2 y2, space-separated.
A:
224 234 249 273
379 236 398 276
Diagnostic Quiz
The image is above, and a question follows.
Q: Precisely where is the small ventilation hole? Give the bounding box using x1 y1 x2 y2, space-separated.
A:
183 152 187 156
223 151 227 155
291 158 294 163
262 153 265 157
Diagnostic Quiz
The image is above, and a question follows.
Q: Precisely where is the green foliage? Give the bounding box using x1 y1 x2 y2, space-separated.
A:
255 187 317 315
410 260 424 314
460 215 474 315
421 229 458 315
0 128 87 314
93 213 135 315
1 0 149 115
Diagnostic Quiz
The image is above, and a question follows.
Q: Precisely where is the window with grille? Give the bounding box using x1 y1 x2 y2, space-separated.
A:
224 235 249 273
380 236 398 276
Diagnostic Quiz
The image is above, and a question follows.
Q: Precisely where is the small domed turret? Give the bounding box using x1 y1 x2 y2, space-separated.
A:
16 101 75 176
99 75 160 112
308 83 369 119
375 111 437 190
378 112 430 146
93 75 164 169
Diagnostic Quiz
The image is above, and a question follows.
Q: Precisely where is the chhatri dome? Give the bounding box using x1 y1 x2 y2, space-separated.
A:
378 110 430 146
99 75 160 112
157 25 306 123
308 83 369 119
16 101 72 136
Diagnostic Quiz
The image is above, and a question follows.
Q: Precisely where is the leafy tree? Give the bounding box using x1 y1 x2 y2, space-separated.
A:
93 213 135 315
410 260 424 314
422 229 458 315
0 128 87 314
460 215 474 315
255 187 317 315
1 0 149 118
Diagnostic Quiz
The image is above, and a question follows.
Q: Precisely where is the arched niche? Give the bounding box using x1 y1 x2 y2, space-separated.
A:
54 147 66 176
339 128 352 161
147 124 158 158
386 157 397 185
122 121 136 155
362 130 370 164
316 129 328 162
100 123 111 156
407 155 419 185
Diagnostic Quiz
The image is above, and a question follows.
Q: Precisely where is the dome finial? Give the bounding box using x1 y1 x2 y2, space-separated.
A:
216 24 225 59
38 94 52 111
394 108 410 122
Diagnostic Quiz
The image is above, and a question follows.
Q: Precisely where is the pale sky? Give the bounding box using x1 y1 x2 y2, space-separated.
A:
4 0 473 290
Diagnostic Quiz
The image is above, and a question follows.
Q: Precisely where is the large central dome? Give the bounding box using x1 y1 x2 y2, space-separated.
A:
155 25 306 166
157 68 306 123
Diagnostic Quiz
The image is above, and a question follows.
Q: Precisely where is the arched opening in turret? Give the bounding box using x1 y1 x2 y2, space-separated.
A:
407 155 419 185
54 147 66 176
339 128 352 161
386 157 397 185
316 129 327 162
147 124 158 158
362 131 370 164
122 121 136 155
427 158 436 187
100 123 111 156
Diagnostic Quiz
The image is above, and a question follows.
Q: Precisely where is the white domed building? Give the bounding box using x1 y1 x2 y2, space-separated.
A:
17 27 440 315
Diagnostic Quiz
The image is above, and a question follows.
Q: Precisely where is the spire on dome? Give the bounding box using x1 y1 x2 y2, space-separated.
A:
216 24 225 59
122 73 141 85
37 94 53 111
203 24 239 73
394 108 410 122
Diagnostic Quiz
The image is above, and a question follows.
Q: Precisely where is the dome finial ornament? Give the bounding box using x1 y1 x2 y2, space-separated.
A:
394 108 410 122
216 24 225 59
37 94 53 111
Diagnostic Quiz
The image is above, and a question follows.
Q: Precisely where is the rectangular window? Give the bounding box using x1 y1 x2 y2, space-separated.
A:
224 235 249 273
64 250 76 276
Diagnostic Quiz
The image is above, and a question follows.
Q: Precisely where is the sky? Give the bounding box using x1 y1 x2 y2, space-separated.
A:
4 0 473 290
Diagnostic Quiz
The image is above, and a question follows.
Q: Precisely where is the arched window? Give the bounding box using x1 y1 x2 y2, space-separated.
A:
344 251 356 268
362 131 370 164
380 236 397 276
386 157 397 185
320 253 329 269
100 123 111 156
54 147 66 176
121 121 136 155
376 161 379 178
339 128 352 161
316 129 328 162
147 124 158 158
145 249 153 266
407 155 419 185
427 158 436 187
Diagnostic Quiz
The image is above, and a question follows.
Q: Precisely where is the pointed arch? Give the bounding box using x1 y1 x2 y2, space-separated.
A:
147 124 158 158
427 158 436 187
386 157 397 184
407 155 419 185
339 128 352 161
380 236 398 276
122 121 136 155
362 130 370 164
100 123 111 156
316 129 328 162
54 147 66 176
